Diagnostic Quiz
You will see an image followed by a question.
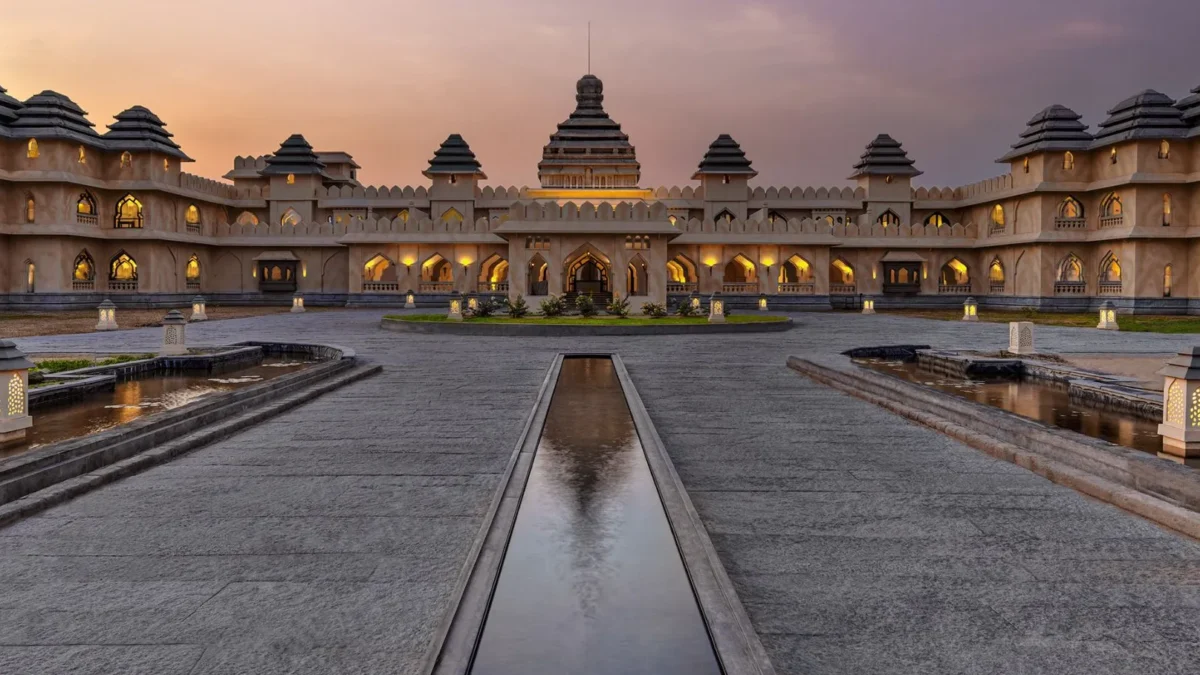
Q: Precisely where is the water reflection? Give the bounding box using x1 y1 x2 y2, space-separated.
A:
860 359 1198 467
470 358 721 675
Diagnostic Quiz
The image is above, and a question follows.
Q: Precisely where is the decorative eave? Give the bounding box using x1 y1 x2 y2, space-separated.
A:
0 84 22 127
1158 347 1200 379
1176 85 1200 139
423 134 487 179
103 105 193 161
848 134 922 179
1089 89 1188 149
251 250 299 261
260 134 331 178
7 90 106 149
692 134 758 180
0 339 34 371
996 104 1093 162
316 151 361 169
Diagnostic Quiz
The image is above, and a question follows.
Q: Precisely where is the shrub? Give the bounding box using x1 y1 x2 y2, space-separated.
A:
473 299 499 318
606 294 630 318
576 294 597 317
641 302 668 318
507 294 529 318
539 294 567 317
675 301 699 317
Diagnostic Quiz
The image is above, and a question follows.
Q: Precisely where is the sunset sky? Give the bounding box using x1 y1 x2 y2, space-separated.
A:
3 0 1198 188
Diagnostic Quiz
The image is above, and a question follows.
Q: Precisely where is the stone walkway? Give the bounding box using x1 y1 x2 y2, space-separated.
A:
2 312 1200 674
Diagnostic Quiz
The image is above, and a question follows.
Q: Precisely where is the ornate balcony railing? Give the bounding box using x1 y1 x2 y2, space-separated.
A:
830 283 857 295
76 213 98 225
1098 281 1123 296
186 280 200 291
666 282 697 294
1054 281 1087 295
187 223 202 235
478 281 509 293
989 282 1005 294
989 224 1005 235
721 282 759 294
778 282 816 295
108 280 138 292
363 281 400 292
72 280 95 291
938 284 971 294
419 281 453 293
1099 215 1124 229
1055 217 1086 230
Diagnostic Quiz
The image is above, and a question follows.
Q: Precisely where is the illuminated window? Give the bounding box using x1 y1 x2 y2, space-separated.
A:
778 255 813 283
1022 157 1029 173
77 145 86 165
8 373 24 416
76 193 96 215
109 252 138 281
399 209 409 223
1059 197 1082 219
924 213 949 228
721 174 730 184
1100 253 1121 282
825 215 835 226
830 258 855 284
991 204 1005 226
280 208 302 227
884 175 894 184
25 261 35 293
1159 140 1171 159
73 251 95 281
186 254 201 281
115 194 144 228
1110 147 1118 164
1163 193 1172 225
668 215 677 226
363 254 394 281
286 173 295 185
120 151 132 168
441 207 463 223
185 204 201 225
1165 264 1173 297
1063 151 1074 170
1058 254 1083 282
1101 193 1122 217
989 259 1005 283
939 258 970 286
876 210 900 227
26 139 39 159
163 158 169 171
235 211 259 226
24 195 35 223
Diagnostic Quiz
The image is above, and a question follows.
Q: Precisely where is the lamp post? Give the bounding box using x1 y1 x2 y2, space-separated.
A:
708 292 725 323
962 297 978 322
405 289 416 309
291 292 305 313
448 291 463 321
190 295 208 322
95 299 118 331
161 309 187 356
1157 347 1200 458
862 296 876 315
0 340 34 447
758 293 768 311
1097 301 1118 330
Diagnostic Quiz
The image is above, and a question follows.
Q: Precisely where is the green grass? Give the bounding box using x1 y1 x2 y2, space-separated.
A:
386 314 788 326
32 353 155 373
889 309 1200 333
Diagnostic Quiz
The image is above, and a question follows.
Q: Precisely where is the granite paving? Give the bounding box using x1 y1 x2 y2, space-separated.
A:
3 310 1200 674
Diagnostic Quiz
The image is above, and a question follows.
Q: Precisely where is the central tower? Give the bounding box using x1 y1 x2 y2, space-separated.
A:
537 74 640 190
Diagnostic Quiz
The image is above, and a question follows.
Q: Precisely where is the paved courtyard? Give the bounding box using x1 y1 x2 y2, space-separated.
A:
3 311 1200 674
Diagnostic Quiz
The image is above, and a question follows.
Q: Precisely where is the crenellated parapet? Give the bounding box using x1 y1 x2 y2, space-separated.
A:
910 186 959 201
321 185 431 200
673 216 977 238
649 186 705 200
476 186 524 200
178 172 243 200
211 215 496 239
230 155 270 172
749 186 865 200
955 174 1014 201
506 200 671 221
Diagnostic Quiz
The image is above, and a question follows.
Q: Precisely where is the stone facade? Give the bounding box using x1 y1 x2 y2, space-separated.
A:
2 78 1199 312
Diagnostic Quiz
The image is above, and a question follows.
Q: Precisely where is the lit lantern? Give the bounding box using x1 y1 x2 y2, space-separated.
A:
95 299 118 331
962 297 978 322
708 292 725 323
1008 321 1035 355
1156 347 1200 458
758 293 769 311
0 340 34 447
291 292 305 313
466 292 480 313
448 291 463 321
690 291 700 310
161 309 187 356
405 289 416 309
1096 300 1118 330
862 297 876 315
190 295 208 322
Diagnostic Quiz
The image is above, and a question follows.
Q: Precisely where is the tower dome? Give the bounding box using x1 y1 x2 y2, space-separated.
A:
537 74 640 190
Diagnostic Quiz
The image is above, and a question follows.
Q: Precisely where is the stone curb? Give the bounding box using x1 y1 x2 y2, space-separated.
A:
380 317 793 337
0 363 381 529
788 357 1200 541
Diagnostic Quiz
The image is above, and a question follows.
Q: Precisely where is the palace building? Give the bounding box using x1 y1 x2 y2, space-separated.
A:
1 75 1199 311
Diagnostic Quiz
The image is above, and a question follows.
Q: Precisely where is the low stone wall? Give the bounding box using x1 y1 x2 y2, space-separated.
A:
380 317 793 337
0 292 350 311
30 375 116 409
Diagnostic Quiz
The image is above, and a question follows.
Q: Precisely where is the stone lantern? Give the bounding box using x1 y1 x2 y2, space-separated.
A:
862 297 876 315
405 289 416 309
291 292 305 313
190 295 208 322
1097 301 1118 330
161 309 187 356
448 291 463 321
758 293 769 311
95 299 118 331
708 292 725 323
963 297 978 322
0 340 34 447
1008 322 1035 355
1157 347 1200 458
466 292 480 313
689 291 701 310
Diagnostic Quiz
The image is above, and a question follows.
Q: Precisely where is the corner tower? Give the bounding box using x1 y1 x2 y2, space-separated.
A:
537 74 640 190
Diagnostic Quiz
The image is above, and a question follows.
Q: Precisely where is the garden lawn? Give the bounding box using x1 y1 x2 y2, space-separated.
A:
889 309 1200 333
386 314 788 326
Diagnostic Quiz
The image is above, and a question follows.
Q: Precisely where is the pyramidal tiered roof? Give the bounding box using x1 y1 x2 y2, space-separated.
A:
997 104 1092 162
1176 85 1200 138
692 134 757 179
260 134 329 177
423 134 486 178
8 90 103 146
0 85 22 128
537 74 640 186
848 134 922 179
103 105 191 160
1090 89 1187 147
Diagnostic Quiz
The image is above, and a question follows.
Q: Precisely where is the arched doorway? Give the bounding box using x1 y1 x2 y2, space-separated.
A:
568 254 609 295
722 254 757 293
478 254 509 293
627 254 649 297
528 254 548 296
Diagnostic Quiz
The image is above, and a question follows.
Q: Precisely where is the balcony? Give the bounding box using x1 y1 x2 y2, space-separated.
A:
1054 217 1086 230
186 280 200 291
1098 282 1123 296
363 281 400 293
1099 215 1124 229
989 224 1005 235
478 281 509 293
830 283 857 295
989 282 1005 294
419 281 454 293
721 282 759 294
108 280 138 292
76 213 98 226
666 282 697 294
938 284 971 294
778 282 816 295
187 223 202 235
72 280 95 291
1054 281 1087 295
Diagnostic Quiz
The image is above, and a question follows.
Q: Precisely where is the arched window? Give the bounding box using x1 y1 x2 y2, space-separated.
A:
286 173 295 185
668 215 678 226
109 252 138 281
991 204 1005 227
939 258 970 287
120 151 132 168
398 209 409 223
1022 157 1029 173
626 255 648 295
1100 252 1121 283
667 255 698 284
1110 147 1118 164
185 204 201 225
1164 264 1173 298
77 145 86 165
1159 140 1171 159
924 213 949 228
830 258 855 285
25 261 35 293
235 211 259 226
722 254 756 283
1163 193 1172 225
26 139 39 159
1058 254 1084 283
989 259 1005 283
1063 151 1074 170
115 194 144 228
73 251 95 281
363 254 395 282
24 194 35 223
1059 197 1083 219
1101 193 1122 217
824 215 835 226
77 193 96 215
280 208 302 227
422 254 452 282
186 254 201 281
714 209 735 225
876 210 900 227
162 158 170 172
779 255 813 283
441 207 463 224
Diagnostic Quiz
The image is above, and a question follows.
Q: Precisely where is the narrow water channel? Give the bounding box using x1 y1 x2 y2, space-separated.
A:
469 357 722 675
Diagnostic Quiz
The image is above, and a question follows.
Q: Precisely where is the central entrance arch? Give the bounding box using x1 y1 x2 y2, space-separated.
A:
563 244 612 296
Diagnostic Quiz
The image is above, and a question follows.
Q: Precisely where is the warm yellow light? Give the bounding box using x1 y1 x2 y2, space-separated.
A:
459 257 473 267
761 258 775 267
703 257 718 267
287 173 295 185
402 257 416 267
